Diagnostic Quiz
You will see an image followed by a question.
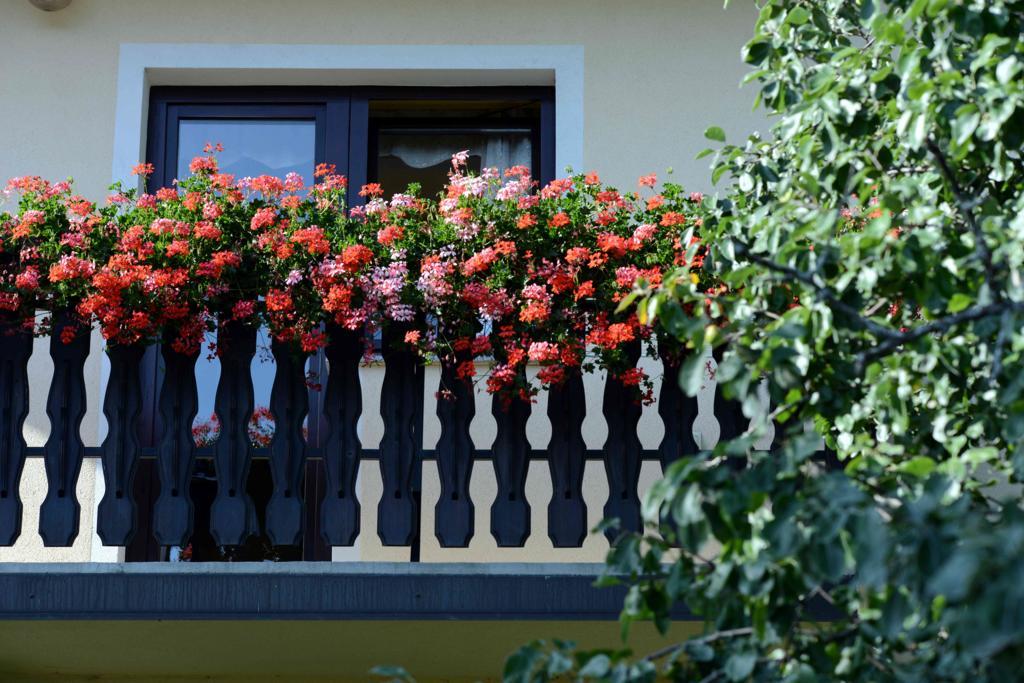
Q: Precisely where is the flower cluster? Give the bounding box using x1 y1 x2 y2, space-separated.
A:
0 175 114 341
390 156 713 404
0 149 716 405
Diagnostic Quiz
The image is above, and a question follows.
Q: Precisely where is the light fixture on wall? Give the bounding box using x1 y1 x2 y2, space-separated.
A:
29 0 73 10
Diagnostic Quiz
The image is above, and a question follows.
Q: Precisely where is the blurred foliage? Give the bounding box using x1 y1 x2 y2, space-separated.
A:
506 0 1024 681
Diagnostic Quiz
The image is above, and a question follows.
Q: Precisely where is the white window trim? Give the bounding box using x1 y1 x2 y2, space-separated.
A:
110 42 584 187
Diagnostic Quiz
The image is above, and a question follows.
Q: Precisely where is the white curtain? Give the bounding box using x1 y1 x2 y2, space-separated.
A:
379 133 532 174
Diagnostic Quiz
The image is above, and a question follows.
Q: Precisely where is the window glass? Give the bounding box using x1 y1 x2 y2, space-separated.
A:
177 119 316 185
377 130 532 198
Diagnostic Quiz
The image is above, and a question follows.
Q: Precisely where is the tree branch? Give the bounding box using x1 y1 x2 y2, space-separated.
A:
855 301 1024 371
729 239 1021 373
643 627 754 663
925 137 999 294
989 310 1012 389
732 239 902 340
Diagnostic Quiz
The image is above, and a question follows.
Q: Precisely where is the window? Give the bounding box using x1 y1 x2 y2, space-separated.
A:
370 97 544 198
127 86 555 561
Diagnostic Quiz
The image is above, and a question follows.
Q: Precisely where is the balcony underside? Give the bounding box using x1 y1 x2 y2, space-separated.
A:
0 563 697 681
0 618 698 682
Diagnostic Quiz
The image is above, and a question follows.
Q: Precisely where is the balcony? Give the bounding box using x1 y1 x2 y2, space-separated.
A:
0 326 787 679
0 162 793 679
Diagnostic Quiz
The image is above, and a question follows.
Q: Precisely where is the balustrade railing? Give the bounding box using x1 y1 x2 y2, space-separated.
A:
0 323 776 552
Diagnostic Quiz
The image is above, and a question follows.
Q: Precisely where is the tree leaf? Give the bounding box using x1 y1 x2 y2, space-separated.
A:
725 651 757 681
678 348 709 396
705 126 727 142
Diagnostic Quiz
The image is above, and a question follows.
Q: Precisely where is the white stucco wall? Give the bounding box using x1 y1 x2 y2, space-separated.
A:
0 0 767 562
0 0 763 195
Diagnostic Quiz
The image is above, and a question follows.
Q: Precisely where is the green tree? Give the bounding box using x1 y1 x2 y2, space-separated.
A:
503 1 1024 680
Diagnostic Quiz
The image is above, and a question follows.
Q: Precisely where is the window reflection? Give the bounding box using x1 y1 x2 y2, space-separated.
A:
177 119 316 186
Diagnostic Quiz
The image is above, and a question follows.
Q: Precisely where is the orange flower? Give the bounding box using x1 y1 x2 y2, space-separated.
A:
456 360 476 381
340 244 374 272
660 212 686 227
315 163 337 178
548 212 571 228
291 226 330 255
494 240 516 256
565 247 590 265
519 300 551 323
60 325 77 345
574 280 595 300
377 224 404 247
165 240 189 258
516 214 537 230
596 233 628 258
131 163 155 177
265 289 293 312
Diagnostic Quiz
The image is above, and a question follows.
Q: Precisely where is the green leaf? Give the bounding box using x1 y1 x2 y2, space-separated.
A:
684 639 715 662
996 56 1019 85
503 644 543 683
712 163 730 185
578 654 611 678
947 293 972 313
678 349 709 396
725 651 757 681
898 456 936 477
785 6 810 25
705 126 727 142
962 447 997 467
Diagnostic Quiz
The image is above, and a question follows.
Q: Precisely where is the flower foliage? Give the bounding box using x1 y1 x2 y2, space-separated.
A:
0 147 713 403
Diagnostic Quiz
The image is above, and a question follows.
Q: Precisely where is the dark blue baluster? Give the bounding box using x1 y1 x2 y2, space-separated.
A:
658 341 699 469
266 339 309 546
378 324 423 546
601 341 644 541
97 342 145 546
657 343 702 536
210 320 257 546
0 325 32 545
546 373 587 547
712 346 747 469
490 384 531 547
40 311 90 547
435 350 475 547
153 340 200 546
320 326 364 546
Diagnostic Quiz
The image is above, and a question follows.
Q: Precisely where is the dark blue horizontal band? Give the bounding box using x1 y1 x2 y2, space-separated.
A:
0 562 692 621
